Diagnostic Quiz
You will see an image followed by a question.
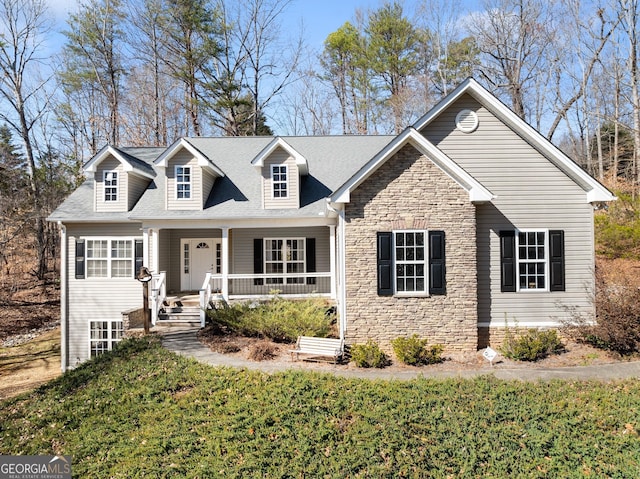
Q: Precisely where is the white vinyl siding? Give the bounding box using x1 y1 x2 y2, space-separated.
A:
422 93 595 327
262 148 299 209
166 150 202 210
96 158 127 212
66 223 143 367
128 174 151 210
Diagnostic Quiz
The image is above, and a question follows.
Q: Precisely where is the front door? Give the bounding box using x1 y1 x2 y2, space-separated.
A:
181 238 220 291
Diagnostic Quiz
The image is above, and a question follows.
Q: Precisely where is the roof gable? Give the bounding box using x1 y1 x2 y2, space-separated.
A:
413 78 615 203
84 145 156 179
155 138 225 177
331 128 494 204
252 137 309 175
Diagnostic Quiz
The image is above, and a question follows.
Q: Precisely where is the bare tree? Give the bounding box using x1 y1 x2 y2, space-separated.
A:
0 0 53 279
468 0 554 121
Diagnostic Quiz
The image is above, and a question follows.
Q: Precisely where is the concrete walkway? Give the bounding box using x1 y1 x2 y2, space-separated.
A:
160 327 640 382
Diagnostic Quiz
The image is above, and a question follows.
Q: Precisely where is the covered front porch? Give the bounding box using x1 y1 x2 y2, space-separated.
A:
140 223 338 326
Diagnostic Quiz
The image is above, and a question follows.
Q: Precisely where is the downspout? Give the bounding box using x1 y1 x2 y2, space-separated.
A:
58 222 67 372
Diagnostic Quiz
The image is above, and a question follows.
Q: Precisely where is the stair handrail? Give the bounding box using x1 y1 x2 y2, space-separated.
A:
199 272 213 327
150 271 166 326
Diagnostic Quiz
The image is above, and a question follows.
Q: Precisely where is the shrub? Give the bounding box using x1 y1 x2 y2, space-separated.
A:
349 340 390 368
501 328 564 362
391 335 444 365
594 191 640 259
564 266 640 355
206 296 334 343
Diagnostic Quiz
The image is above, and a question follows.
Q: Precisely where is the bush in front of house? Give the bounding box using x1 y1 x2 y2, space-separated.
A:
391 335 444 365
349 340 390 368
391 334 444 366
206 296 334 343
501 328 564 361
563 266 640 355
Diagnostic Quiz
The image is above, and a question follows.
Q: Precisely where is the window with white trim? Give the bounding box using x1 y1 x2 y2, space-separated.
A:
377 230 446 296
265 238 305 284
176 166 191 199
90 319 124 357
271 165 288 198
104 171 118 201
500 229 565 293
86 239 134 278
517 230 547 290
394 230 427 294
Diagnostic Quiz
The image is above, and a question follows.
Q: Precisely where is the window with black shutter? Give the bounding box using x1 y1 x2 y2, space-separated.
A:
376 230 446 296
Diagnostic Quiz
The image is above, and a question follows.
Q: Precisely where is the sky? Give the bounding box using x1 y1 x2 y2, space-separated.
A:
46 0 483 53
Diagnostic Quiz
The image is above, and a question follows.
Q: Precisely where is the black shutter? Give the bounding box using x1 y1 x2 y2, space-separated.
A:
134 239 144 278
549 230 565 292
254 238 264 285
500 231 516 292
75 239 85 279
429 231 446 295
377 232 393 296
306 238 316 285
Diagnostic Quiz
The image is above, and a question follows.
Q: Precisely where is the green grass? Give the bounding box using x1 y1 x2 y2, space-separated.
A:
2 337 640 478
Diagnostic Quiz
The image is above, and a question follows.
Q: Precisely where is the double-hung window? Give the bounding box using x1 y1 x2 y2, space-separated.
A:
104 171 118 201
90 319 123 356
176 166 191 199
84 239 135 278
500 230 565 292
264 238 305 284
394 231 427 294
377 230 446 296
272 165 288 198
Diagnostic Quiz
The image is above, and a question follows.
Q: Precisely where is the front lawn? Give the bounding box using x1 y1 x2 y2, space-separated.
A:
1 336 639 477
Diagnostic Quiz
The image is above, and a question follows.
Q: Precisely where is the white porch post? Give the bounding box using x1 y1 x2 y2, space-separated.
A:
329 225 336 300
338 208 347 341
142 227 150 271
221 227 229 300
151 228 159 273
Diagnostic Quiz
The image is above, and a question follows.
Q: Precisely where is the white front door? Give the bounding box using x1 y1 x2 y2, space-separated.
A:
181 238 220 291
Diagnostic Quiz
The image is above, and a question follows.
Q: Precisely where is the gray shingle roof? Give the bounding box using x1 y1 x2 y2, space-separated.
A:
49 136 394 222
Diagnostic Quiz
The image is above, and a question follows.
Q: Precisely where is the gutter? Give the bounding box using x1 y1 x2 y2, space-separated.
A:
58 222 67 373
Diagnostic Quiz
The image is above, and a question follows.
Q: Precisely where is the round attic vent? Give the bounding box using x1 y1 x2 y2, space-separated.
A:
455 109 479 133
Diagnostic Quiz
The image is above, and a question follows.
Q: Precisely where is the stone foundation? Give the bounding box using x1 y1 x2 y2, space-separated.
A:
122 308 145 330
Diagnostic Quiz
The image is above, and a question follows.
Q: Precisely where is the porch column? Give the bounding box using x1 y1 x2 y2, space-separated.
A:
151 229 159 273
221 227 229 300
329 225 336 300
142 227 150 270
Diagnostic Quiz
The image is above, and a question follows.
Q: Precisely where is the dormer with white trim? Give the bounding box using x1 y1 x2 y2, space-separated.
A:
252 137 309 209
84 145 156 212
154 138 225 210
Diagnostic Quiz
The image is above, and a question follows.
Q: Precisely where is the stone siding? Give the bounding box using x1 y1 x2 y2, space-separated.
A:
344 144 478 353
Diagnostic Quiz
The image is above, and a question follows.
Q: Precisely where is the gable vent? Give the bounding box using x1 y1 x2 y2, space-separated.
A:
455 109 479 133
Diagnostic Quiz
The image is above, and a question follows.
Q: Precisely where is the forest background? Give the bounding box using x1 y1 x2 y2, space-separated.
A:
0 0 638 304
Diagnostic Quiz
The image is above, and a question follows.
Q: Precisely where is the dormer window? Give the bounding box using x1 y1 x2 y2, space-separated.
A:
272 165 288 198
176 166 191 199
104 171 118 201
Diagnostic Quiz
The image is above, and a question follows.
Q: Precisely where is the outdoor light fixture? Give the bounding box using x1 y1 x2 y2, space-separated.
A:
136 266 153 333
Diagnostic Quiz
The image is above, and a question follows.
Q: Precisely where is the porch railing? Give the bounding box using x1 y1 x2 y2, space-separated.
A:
150 271 167 326
208 272 331 300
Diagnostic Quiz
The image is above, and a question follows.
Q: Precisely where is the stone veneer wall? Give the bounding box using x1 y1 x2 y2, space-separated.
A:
344 144 478 353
